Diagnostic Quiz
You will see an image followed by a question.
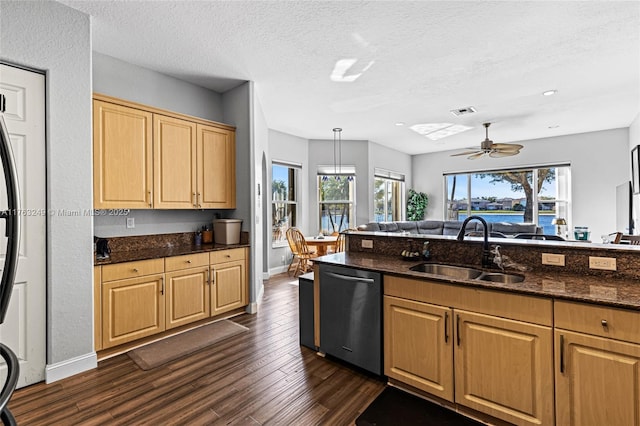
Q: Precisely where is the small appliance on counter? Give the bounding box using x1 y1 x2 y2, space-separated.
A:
94 236 111 260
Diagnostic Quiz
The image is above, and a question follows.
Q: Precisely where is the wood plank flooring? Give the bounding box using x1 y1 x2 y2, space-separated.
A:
8 273 385 425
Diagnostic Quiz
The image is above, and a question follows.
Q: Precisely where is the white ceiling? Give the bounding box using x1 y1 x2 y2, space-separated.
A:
61 0 640 155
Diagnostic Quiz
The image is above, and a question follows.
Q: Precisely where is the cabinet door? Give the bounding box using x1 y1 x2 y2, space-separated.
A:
153 115 198 209
556 330 640 426
454 310 554 426
93 100 153 209
102 274 165 349
211 260 246 316
197 124 236 209
165 267 210 329
384 296 453 401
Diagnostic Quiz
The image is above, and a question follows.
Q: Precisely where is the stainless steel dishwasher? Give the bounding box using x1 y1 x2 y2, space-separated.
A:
319 264 382 375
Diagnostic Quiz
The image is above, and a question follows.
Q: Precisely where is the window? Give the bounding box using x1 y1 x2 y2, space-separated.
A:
272 162 299 246
444 165 571 234
374 169 405 221
318 166 356 234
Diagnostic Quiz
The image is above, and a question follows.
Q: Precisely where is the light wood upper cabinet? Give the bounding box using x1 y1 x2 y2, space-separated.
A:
93 94 236 209
197 124 236 209
93 99 153 209
154 115 197 209
455 310 554 426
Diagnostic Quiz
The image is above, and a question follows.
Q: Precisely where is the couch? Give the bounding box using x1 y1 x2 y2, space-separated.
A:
356 220 542 237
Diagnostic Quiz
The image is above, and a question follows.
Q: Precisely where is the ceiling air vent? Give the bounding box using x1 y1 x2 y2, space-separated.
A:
450 106 477 117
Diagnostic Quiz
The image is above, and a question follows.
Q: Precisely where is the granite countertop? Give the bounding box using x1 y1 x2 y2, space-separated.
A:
313 252 640 311
95 242 250 266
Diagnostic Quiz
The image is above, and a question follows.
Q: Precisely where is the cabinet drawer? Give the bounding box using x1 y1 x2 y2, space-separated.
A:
101 258 165 282
165 252 209 272
211 248 245 264
555 300 640 344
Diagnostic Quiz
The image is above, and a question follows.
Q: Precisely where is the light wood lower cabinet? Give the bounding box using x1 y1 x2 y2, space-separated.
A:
96 249 248 350
384 296 453 401
102 273 166 349
211 248 247 316
455 310 554 426
554 300 640 426
383 275 554 426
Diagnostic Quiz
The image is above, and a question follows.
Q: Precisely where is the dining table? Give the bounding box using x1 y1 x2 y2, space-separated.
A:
304 235 338 256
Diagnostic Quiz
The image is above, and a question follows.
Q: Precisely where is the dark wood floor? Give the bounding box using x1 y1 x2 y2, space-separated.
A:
8 273 385 425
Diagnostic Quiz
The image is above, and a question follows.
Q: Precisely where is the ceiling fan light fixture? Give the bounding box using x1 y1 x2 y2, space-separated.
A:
542 89 557 96
450 122 523 160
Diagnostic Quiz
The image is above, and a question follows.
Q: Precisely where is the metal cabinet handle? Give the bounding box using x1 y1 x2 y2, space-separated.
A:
133 268 139 273
193 192 197 208
211 268 215 285
197 192 201 208
206 269 210 284
560 334 565 373
444 311 449 343
160 276 164 295
148 191 152 208
186 260 192 264
601 319 608 328
456 314 461 346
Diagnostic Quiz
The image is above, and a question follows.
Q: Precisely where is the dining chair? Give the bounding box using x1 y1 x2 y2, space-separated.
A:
286 227 317 277
334 233 346 253
620 234 640 245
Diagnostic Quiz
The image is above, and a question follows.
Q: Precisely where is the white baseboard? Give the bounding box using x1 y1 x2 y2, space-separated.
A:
45 352 97 383
262 272 270 280
247 280 265 314
269 265 289 276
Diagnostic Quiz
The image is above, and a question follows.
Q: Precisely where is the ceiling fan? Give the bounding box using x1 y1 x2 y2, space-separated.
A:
451 122 523 159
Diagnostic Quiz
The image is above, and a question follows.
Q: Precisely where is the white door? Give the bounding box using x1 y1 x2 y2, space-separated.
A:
0 64 46 387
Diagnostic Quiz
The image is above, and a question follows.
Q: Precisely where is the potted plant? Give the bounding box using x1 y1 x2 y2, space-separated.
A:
407 189 428 221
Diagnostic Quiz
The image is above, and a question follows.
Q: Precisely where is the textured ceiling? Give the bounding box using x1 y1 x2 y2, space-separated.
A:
61 0 640 155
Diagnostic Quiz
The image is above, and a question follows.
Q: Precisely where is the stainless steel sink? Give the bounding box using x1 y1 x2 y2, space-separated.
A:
410 263 525 284
477 272 525 284
409 263 483 280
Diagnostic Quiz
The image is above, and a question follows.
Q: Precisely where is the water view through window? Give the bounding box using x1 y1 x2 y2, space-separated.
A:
445 166 571 236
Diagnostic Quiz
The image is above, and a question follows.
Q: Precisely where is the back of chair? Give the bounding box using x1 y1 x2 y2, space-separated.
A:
285 227 299 255
622 234 640 245
287 227 313 256
334 233 346 253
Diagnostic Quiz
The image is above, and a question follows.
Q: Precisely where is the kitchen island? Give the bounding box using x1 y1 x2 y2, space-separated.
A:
311 233 640 426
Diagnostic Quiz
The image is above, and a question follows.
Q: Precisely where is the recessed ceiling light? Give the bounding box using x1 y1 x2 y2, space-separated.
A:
409 123 473 140
548 125 560 129
543 90 557 96
395 122 405 126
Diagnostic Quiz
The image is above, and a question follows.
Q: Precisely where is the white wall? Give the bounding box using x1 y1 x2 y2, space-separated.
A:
368 141 413 221
268 130 309 272
412 128 629 240
1 1 94 369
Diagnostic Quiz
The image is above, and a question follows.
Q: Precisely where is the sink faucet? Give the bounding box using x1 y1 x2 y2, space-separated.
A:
456 215 491 268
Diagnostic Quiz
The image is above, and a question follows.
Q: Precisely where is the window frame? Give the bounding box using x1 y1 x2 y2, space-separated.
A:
374 168 406 222
271 161 300 248
317 166 356 235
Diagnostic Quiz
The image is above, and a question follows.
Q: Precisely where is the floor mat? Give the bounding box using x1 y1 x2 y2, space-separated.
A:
128 320 248 370
356 386 485 426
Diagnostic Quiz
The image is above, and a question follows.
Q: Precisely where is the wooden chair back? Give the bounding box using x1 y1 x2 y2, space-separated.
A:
621 234 640 245
334 233 346 253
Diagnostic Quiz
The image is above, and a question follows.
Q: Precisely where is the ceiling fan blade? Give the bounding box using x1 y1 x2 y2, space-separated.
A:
451 150 481 157
468 152 485 160
492 143 523 152
489 150 519 158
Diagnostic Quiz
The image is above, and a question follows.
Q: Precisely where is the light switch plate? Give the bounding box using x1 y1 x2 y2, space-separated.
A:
542 253 565 266
126 217 135 229
361 239 373 249
589 256 616 271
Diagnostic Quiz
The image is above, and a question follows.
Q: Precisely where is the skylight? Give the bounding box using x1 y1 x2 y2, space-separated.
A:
409 123 473 140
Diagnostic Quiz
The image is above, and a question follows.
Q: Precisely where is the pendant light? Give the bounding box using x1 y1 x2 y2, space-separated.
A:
333 127 342 181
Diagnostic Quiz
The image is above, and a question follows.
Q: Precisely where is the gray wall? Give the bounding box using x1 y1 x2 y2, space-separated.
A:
92 53 230 238
93 52 224 122
1 1 93 366
412 128 629 241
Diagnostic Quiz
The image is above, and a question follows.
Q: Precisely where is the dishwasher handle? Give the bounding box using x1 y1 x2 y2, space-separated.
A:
326 272 375 284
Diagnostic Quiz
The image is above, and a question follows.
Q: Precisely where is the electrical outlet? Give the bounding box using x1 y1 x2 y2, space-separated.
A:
542 253 565 266
589 256 616 271
281 255 285 265
361 239 374 249
126 217 135 229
